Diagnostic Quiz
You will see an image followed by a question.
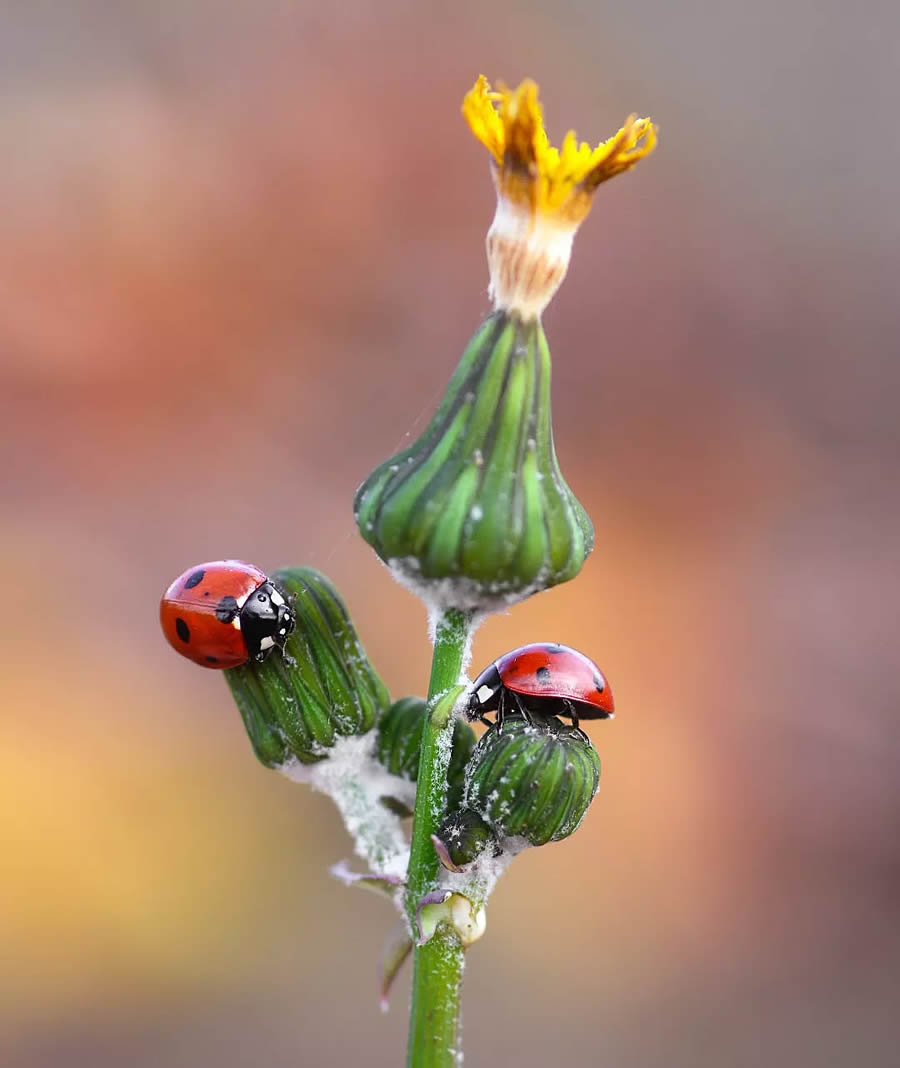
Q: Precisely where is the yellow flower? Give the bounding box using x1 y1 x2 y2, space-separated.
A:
462 76 656 319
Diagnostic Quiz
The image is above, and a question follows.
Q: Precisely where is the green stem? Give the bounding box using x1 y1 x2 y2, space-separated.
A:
405 607 473 1068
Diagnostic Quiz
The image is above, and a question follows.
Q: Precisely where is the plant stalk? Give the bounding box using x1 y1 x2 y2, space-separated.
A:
405 607 472 1068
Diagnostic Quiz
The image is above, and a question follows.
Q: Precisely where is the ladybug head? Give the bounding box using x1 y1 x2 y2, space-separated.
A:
240 581 296 662
464 663 504 721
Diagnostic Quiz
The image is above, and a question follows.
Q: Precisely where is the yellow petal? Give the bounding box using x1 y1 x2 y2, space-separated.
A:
461 75 505 164
461 76 657 319
462 75 657 222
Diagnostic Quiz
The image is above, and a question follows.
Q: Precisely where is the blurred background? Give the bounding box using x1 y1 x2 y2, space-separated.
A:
2 1 899 1065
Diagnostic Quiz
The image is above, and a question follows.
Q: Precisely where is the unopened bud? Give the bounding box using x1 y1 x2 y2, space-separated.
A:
354 313 592 611
375 696 476 812
432 808 498 872
463 717 601 846
225 567 390 767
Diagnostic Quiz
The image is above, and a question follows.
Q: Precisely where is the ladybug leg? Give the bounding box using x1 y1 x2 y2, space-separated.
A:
496 689 506 734
511 690 537 729
563 700 590 744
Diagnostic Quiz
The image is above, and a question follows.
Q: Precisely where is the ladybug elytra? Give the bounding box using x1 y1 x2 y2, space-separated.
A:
466 642 614 734
160 560 295 669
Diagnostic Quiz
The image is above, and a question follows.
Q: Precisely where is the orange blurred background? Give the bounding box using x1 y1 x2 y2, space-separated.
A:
2 2 899 1065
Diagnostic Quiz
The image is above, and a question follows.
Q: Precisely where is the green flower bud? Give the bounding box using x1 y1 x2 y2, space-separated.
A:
463 717 601 847
375 696 476 812
432 808 498 872
354 311 593 610
225 567 390 768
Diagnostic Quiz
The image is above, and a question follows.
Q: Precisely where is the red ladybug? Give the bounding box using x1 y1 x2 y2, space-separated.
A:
466 643 614 733
160 560 295 669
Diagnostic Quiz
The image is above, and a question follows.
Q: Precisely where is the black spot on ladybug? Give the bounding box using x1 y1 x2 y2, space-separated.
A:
203 590 210 596
593 674 605 693
536 665 552 683
206 655 219 664
175 617 191 643
184 569 205 590
216 595 239 623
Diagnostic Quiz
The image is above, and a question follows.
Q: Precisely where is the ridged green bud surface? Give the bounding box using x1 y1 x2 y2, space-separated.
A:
463 717 601 846
354 312 593 610
376 696 476 810
433 807 498 871
225 567 390 768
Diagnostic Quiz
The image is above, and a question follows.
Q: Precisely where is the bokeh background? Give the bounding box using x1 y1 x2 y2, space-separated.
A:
2 2 899 1065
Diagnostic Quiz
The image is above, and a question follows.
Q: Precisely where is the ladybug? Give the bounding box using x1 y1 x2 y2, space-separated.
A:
466 642 614 734
160 560 295 669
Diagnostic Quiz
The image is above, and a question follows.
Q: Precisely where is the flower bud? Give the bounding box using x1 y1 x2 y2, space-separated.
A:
225 567 390 768
463 717 601 847
375 696 476 811
354 312 593 611
432 808 498 872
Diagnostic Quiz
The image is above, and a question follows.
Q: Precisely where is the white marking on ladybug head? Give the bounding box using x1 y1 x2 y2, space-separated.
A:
270 589 285 607
476 684 495 704
259 636 276 651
